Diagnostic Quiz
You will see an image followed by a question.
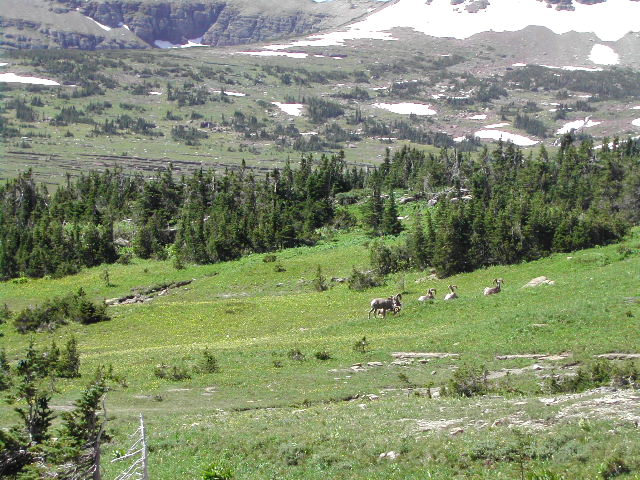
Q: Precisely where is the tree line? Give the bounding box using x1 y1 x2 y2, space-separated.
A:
1 136 639 281
364 136 640 276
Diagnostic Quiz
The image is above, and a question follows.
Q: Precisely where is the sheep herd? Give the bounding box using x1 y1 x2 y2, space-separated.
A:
368 278 504 318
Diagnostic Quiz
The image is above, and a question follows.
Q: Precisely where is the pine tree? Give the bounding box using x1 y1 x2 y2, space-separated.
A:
406 214 430 270
380 192 402 236
363 171 384 234
57 336 81 379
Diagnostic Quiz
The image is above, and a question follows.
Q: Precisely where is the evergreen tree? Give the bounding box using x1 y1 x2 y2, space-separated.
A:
406 214 430 270
380 192 402 236
57 336 81 379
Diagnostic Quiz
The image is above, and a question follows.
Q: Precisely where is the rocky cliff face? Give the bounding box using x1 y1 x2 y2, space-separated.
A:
1 0 363 50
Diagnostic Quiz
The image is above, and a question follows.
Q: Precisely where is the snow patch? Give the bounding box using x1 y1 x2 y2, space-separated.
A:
272 102 304 116
632 106 640 110
86 16 112 31
212 90 246 97
540 64 604 72
263 0 640 50
474 129 538 147
0 63 8 67
154 37 206 49
238 51 308 58
589 44 619 65
485 122 510 129
468 114 487 120
556 117 601 135
373 102 436 115
0 72 60 86
149 91 162 95
632 119 640 127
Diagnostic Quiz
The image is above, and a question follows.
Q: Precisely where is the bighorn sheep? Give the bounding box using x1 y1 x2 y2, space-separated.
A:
444 285 458 300
418 288 437 302
484 278 504 296
369 294 402 319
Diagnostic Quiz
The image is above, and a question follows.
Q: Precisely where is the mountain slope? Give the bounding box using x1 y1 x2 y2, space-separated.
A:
0 0 385 50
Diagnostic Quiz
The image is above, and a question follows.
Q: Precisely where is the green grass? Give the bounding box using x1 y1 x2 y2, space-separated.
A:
1 228 640 478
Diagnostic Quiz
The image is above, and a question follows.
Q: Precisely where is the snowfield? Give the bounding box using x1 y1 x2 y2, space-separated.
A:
373 102 437 115
238 51 309 58
272 102 304 116
632 119 640 127
212 90 246 97
0 73 60 86
474 130 539 146
556 118 601 135
262 0 640 51
86 16 112 31
154 37 206 49
589 44 620 65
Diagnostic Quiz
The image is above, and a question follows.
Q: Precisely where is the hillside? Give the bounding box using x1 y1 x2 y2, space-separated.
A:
1 225 639 478
0 0 384 50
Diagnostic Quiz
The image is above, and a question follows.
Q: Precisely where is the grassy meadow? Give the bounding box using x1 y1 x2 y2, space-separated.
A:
1 225 639 478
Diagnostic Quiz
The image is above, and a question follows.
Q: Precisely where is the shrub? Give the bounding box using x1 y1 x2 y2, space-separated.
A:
57 337 81 378
314 351 332 361
353 336 369 354
278 442 310 466
0 303 11 324
312 265 328 292
154 364 191 381
274 263 286 273
443 364 488 397
13 288 110 333
546 359 639 393
262 254 277 263
201 462 233 480
288 349 305 361
600 454 630 479
0 349 11 391
528 470 566 480
197 349 220 374
347 267 384 291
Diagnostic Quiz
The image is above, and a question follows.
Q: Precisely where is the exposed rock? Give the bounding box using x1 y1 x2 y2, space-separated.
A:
2 0 383 50
495 353 571 361
522 276 556 288
595 353 640 360
379 451 400 460
392 352 460 359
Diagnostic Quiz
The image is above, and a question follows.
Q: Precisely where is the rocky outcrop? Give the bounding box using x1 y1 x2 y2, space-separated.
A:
50 0 339 48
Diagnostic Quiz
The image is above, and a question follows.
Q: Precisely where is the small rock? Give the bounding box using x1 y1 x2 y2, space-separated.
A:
367 361 384 367
379 451 400 460
367 394 380 401
449 428 464 435
431 370 437 375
